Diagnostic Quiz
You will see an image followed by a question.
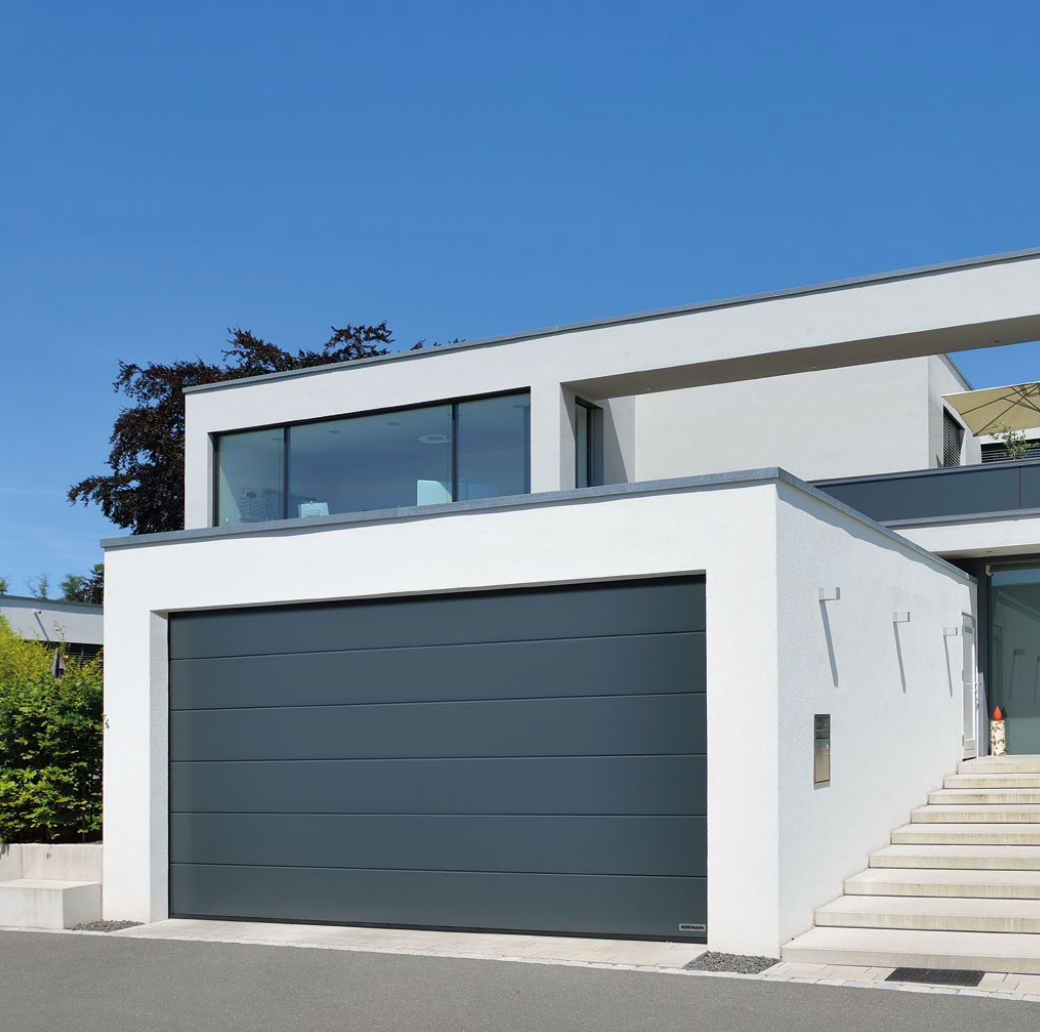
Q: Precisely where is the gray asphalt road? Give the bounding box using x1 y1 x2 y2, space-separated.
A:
0 930 1035 1032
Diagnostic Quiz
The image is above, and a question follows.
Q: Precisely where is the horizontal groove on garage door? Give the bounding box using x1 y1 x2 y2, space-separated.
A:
169 632 704 710
171 694 705 762
169 576 706 939
170 814 707 876
171 755 705 816
169 578 705 659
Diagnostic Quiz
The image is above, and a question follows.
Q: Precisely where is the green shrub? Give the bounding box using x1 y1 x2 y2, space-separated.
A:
0 615 67 684
0 619 103 843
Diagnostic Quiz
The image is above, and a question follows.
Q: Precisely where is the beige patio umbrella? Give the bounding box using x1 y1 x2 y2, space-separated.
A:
944 381 1040 435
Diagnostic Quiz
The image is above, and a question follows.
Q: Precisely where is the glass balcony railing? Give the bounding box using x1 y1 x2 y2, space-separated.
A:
814 457 1040 524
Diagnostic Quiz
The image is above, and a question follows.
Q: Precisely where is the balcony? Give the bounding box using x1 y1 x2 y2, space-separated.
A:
814 458 1040 525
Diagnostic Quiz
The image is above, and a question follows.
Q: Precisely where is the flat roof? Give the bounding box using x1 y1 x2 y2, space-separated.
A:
184 246 1040 396
0 594 103 612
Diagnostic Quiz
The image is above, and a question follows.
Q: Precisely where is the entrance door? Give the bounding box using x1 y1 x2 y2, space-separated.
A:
962 614 978 759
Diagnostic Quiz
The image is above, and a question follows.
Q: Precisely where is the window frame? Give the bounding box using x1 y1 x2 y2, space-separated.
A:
941 406 965 468
574 397 603 489
211 387 531 526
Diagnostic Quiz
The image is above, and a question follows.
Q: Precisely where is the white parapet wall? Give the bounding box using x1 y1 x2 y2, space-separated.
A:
101 470 973 955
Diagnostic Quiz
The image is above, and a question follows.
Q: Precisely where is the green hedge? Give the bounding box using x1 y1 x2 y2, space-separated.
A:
0 618 103 843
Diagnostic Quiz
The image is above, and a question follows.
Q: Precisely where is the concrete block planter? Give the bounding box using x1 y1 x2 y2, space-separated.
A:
0 843 102 929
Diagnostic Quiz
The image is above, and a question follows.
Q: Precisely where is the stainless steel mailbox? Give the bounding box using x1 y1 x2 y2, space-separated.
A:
814 714 831 786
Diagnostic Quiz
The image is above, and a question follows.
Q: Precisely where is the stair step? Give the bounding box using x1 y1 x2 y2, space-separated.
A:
912 804 1040 824
817 894 1040 933
846 867 1040 899
893 823 1040 846
783 926 1040 974
929 789 1040 805
945 773 1040 789
0 879 101 930
959 757 1040 775
870 844 1040 870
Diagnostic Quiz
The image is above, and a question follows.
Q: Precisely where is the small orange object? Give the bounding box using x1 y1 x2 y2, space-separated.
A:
994 705 1004 721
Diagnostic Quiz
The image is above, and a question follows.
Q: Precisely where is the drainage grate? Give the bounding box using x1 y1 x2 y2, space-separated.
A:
886 968 985 987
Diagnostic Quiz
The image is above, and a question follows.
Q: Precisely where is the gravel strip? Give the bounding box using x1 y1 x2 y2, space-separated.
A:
71 920 143 933
685 952 778 974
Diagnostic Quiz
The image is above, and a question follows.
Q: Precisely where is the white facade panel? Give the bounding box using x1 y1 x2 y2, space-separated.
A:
632 357 956 483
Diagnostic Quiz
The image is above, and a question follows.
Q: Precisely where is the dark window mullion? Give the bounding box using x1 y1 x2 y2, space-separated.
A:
283 426 291 520
211 434 220 526
451 403 460 502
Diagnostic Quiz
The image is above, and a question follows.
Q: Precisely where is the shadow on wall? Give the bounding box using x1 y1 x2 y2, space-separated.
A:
784 482 975 702
818 599 839 687
599 398 635 485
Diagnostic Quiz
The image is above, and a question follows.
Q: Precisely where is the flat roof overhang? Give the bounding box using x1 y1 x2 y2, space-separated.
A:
185 247 1040 401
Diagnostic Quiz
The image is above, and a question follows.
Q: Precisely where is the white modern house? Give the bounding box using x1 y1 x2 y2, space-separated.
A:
100 248 1040 971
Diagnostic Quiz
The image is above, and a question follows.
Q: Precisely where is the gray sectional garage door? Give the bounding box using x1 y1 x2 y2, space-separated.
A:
169 576 707 940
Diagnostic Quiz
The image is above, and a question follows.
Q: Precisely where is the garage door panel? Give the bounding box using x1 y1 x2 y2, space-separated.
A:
169 578 706 660
170 693 706 762
170 814 707 878
170 755 706 816
169 632 705 711
169 864 706 939
169 576 707 939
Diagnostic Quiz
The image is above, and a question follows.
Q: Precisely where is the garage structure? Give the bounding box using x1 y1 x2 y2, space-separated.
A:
168 576 707 940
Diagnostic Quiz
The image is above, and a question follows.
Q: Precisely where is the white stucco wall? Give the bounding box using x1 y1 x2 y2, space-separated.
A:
897 515 1040 559
102 472 973 955
633 357 944 483
599 396 636 485
773 483 975 946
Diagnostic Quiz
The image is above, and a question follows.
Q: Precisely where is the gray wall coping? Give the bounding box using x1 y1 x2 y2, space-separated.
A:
182 247 1040 396
100 467 972 585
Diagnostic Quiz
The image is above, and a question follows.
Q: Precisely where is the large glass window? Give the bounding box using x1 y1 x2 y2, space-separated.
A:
456 393 531 500
289 405 452 516
213 391 530 525
215 427 285 525
989 564 1040 755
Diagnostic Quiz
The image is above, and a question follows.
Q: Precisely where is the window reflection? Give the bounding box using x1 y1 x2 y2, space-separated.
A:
216 428 285 525
289 406 452 516
990 565 1040 754
214 391 531 525
456 394 530 500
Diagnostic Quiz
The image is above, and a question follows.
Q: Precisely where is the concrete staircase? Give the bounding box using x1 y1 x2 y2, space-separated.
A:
0 844 102 929
783 756 1040 974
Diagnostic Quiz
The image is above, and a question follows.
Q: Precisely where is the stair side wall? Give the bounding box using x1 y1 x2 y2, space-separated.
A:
774 482 976 948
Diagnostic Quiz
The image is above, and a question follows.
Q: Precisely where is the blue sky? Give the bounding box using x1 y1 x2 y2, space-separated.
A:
2 1 1040 595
